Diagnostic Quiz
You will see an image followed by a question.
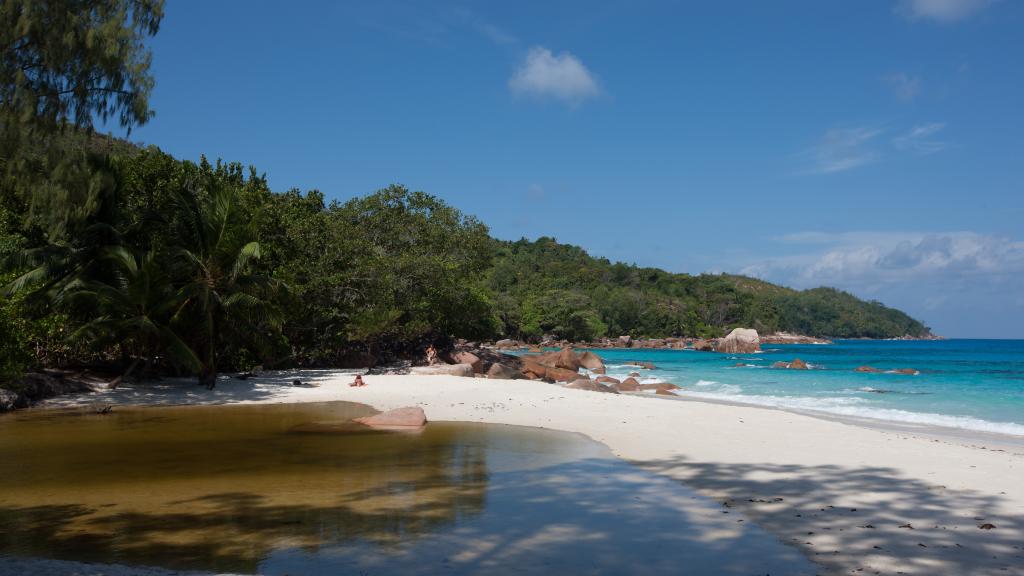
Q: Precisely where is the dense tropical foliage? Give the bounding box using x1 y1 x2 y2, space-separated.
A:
0 141 931 385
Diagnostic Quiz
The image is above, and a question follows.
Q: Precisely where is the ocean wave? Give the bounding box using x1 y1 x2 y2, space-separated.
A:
846 387 931 396
681 390 1024 436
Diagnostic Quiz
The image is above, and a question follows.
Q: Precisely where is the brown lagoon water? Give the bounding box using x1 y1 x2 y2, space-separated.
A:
0 402 813 575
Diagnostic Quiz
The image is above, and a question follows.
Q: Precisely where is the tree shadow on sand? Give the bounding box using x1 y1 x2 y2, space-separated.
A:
38 369 355 409
637 456 1024 575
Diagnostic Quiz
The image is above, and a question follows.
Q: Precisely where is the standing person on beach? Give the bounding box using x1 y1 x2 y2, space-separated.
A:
426 345 438 365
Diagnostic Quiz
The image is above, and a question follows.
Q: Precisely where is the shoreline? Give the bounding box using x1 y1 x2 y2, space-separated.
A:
661 392 1024 451
28 371 1024 575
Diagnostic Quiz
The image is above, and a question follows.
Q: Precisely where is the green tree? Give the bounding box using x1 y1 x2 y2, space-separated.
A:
171 175 282 388
1 0 163 134
59 247 200 384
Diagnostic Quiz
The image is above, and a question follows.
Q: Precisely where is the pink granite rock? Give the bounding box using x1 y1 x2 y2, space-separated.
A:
354 406 427 428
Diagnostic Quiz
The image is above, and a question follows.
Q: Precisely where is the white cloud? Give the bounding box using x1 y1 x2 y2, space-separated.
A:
898 0 995 22
886 72 921 101
739 230 1024 337
799 126 884 174
509 47 600 104
477 22 517 45
741 231 1024 289
893 122 948 155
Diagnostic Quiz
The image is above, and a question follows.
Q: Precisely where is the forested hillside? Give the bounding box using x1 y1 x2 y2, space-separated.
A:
487 237 930 342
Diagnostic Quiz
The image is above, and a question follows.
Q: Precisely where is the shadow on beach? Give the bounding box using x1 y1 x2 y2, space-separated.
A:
35 369 353 409
638 456 1024 575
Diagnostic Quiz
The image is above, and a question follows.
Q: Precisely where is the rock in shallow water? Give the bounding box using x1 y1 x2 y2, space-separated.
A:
354 406 427 428
715 328 761 354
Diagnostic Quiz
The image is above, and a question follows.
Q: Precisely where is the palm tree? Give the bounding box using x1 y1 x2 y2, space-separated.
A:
171 178 282 389
59 246 201 385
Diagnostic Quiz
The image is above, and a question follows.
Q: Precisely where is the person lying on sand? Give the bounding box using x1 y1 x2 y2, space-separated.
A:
349 374 366 387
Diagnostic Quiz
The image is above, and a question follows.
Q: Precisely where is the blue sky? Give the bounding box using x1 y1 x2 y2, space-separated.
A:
125 0 1023 338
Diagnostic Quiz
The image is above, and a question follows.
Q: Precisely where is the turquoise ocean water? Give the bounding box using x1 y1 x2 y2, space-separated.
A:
586 340 1024 436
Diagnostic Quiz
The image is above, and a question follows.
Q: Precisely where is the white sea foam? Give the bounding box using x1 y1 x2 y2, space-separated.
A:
682 390 1024 436
694 379 718 386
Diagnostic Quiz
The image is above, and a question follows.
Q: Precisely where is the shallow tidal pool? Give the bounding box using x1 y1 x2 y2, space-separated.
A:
0 401 813 575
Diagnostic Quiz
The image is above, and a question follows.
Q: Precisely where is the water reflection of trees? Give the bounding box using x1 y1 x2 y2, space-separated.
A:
0 426 490 574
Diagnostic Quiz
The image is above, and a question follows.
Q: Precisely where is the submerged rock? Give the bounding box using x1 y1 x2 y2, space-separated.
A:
354 406 427 428
855 365 883 373
789 358 809 370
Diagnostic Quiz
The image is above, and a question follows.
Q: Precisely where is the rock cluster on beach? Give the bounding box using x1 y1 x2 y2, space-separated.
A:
408 344 688 398
491 328 830 353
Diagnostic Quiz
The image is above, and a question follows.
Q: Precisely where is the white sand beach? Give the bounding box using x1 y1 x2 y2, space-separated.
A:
40 371 1024 575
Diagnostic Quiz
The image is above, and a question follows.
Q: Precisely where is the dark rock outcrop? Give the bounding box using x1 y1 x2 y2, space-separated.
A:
1 371 103 412
0 389 24 411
